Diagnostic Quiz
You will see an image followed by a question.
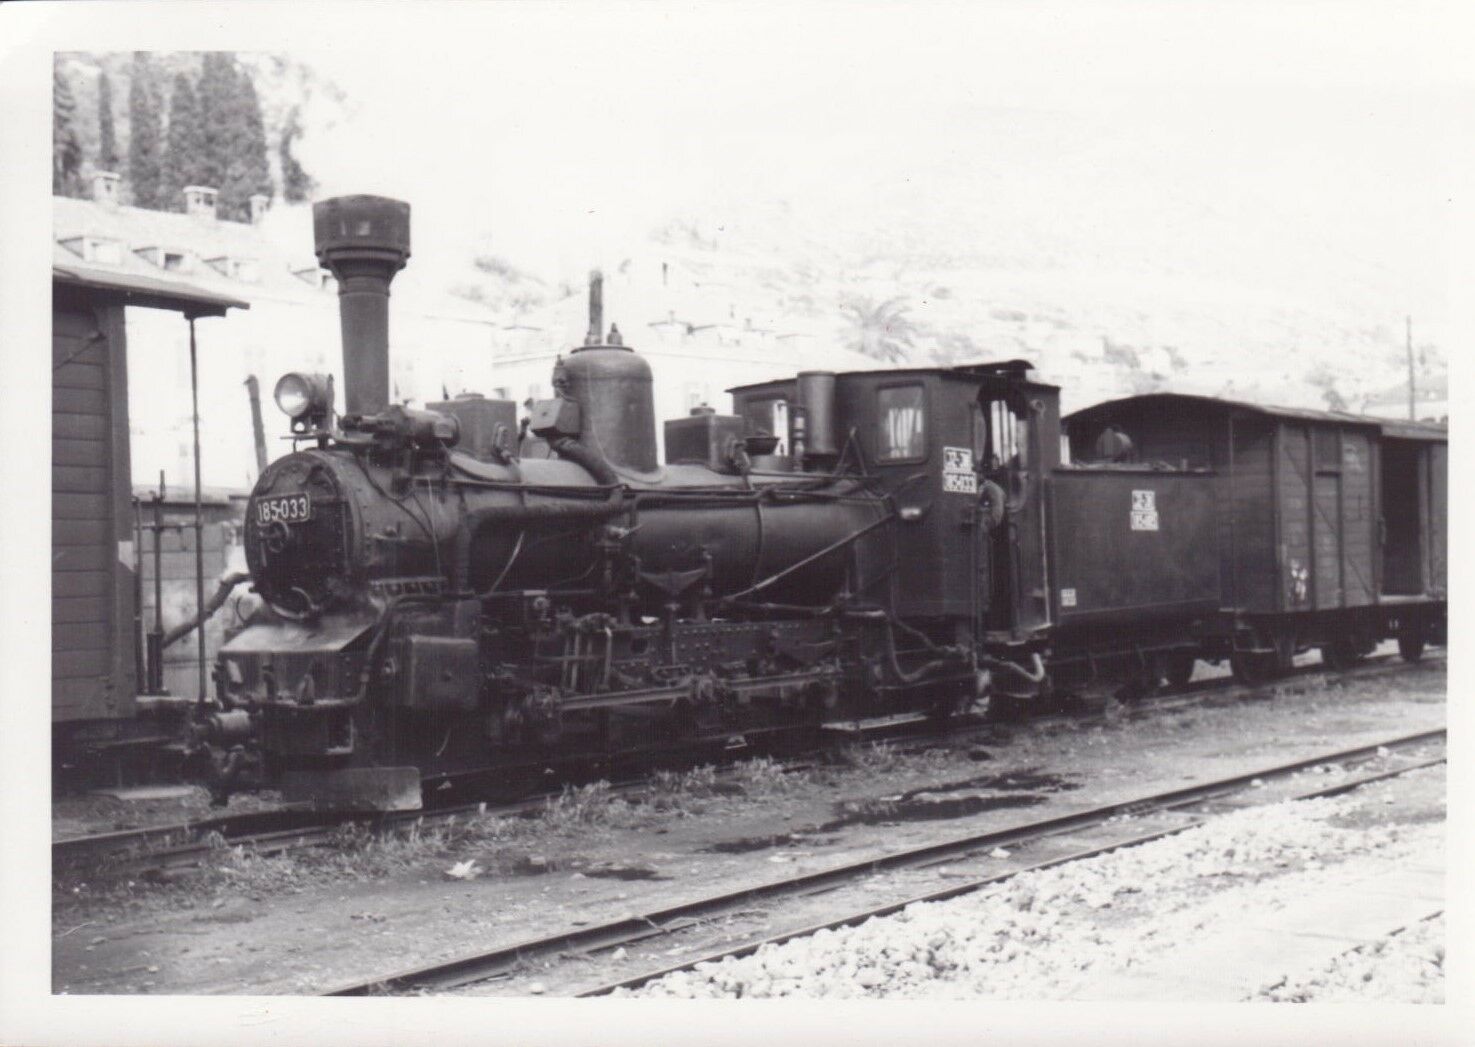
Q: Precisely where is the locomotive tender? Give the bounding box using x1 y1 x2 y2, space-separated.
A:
197 194 1446 808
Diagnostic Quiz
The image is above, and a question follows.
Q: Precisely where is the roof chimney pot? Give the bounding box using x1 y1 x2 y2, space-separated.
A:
183 185 218 222
91 170 121 208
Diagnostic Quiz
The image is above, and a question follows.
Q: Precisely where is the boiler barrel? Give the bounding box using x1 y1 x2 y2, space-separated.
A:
461 465 887 609
626 494 882 606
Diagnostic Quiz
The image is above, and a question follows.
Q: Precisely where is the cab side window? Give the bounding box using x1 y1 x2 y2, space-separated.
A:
877 385 926 461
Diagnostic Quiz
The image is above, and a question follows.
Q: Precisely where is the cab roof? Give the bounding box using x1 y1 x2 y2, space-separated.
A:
729 359 1057 395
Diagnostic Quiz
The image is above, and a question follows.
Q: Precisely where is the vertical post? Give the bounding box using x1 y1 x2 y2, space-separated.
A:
149 472 165 694
244 374 267 476
190 317 207 703
585 269 604 346
1406 315 1415 420
1226 414 1236 608
132 496 144 693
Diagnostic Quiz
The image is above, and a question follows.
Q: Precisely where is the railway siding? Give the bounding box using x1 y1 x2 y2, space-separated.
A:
52 659 1444 996
617 766 1444 1001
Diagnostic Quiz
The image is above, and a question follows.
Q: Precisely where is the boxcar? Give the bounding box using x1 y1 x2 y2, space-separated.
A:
1065 393 1446 679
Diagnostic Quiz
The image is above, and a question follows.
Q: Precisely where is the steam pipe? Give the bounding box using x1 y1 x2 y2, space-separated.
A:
163 572 250 648
883 621 963 684
550 436 619 486
584 269 604 346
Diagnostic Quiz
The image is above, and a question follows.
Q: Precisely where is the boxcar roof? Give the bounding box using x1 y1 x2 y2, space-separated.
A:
1370 416 1448 442
1065 392 1444 442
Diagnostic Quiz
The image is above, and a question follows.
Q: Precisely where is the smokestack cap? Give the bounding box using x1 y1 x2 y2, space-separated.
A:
313 195 411 270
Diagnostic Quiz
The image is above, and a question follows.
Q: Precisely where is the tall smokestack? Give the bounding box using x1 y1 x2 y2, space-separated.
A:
313 195 411 416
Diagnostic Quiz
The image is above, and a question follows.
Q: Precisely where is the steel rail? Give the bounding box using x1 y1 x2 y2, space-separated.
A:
55 779 668 878
53 808 342 871
55 651 1440 876
323 726 1445 996
579 752 1446 996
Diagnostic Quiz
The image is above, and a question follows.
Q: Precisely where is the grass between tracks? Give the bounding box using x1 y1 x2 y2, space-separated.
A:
52 748 896 915
52 657 1445 925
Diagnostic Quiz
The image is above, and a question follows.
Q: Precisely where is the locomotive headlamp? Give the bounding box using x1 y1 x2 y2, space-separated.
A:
273 372 334 431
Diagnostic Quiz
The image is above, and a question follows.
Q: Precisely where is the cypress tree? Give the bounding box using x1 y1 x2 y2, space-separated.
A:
220 66 272 220
53 59 82 196
96 71 119 172
196 52 235 192
127 52 163 208
159 72 203 211
279 105 315 203
242 73 272 199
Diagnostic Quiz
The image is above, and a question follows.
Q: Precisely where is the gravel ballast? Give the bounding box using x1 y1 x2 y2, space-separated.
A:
623 768 1444 1001
1254 913 1444 1003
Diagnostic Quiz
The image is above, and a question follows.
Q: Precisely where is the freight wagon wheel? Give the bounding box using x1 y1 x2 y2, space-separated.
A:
1319 638 1361 672
1398 630 1426 663
1270 630 1297 674
1163 652 1196 688
1229 650 1277 687
1115 660 1160 702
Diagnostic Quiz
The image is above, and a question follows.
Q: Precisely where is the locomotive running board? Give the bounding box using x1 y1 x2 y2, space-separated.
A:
281 766 422 811
820 711 930 737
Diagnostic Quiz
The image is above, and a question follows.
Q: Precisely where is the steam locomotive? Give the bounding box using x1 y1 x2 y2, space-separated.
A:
194 195 1446 809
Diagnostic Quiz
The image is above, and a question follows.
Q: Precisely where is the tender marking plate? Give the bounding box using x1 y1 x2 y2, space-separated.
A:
942 446 977 494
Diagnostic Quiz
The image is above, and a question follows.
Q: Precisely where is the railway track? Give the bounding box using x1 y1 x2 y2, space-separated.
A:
54 651 1439 878
322 725 1445 996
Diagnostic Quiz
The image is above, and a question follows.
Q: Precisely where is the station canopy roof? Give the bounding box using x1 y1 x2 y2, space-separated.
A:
53 255 249 319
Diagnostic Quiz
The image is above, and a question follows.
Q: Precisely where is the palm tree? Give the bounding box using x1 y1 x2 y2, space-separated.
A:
839 295 918 364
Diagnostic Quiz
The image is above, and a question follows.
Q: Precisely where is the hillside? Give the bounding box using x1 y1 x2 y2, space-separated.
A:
436 106 1449 418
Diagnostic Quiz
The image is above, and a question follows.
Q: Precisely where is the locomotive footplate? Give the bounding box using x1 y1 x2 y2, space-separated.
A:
555 670 835 713
281 766 422 811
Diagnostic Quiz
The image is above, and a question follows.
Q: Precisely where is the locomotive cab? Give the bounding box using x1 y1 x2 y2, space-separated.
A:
731 361 1059 669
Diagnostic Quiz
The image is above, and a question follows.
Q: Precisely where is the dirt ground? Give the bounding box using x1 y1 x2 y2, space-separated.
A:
52 658 1444 996
52 786 283 842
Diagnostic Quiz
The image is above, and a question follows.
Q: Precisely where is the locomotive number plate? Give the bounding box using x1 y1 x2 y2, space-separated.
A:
255 493 312 525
